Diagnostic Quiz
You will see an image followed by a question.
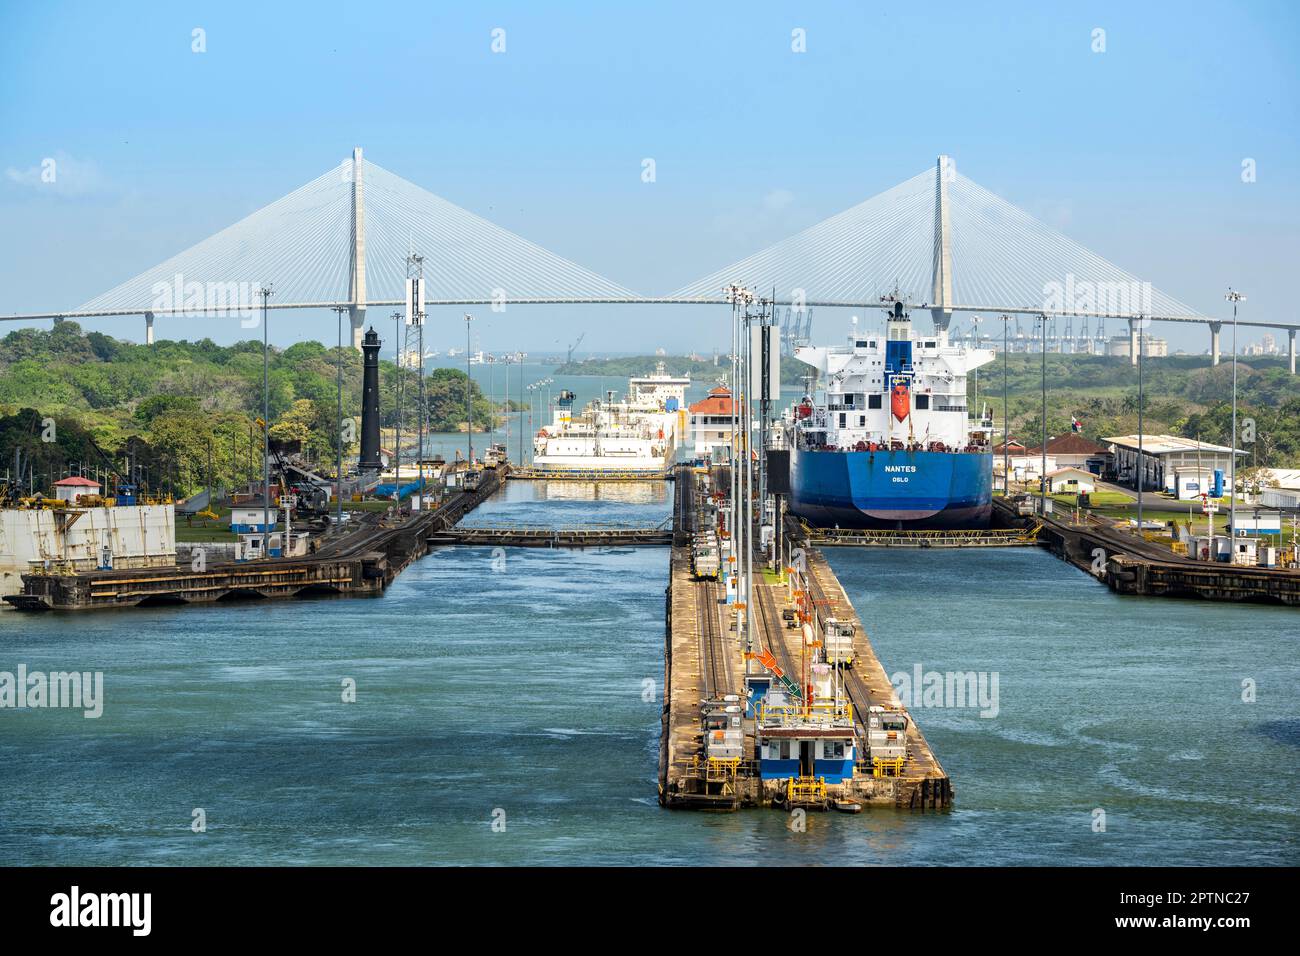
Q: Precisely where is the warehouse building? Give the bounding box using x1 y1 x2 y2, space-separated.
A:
1104 434 1245 495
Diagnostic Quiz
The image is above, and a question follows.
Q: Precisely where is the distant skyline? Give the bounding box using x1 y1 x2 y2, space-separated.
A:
2 1 1297 355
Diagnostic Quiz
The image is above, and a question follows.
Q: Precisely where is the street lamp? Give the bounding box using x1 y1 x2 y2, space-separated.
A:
1039 313 1048 514
464 313 474 464
333 304 346 526
1137 315 1145 532
1225 289 1246 539
1002 314 1009 495
259 284 273 558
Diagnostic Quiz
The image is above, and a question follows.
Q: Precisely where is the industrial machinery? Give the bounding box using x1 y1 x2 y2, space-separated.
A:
866 705 909 776
822 618 855 667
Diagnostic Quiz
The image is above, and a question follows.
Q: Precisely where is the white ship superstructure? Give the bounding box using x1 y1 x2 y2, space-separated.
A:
791 302 993 453
533 364 688 472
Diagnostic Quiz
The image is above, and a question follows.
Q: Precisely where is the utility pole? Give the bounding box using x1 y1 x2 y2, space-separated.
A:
259 284 274 559
1226 289 1245 540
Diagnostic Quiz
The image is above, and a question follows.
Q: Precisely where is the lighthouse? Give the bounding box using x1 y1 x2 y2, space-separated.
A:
359 327 383 471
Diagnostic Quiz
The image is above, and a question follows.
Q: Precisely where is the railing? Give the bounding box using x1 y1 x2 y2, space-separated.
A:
506 466 669 481
456 515 672 532
759 700 854 727
801 520 1041 546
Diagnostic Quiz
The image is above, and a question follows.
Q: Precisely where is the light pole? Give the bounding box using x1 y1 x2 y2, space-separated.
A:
410 254 426 506
333 305 346 526
512 356 522 468
464 313 474 464
1136 316 1145 531
1226 289 1246 539
503 352 512 463
259 284 273 558
1002 314 1009 495
392 309 404 499
1039 313 1048 513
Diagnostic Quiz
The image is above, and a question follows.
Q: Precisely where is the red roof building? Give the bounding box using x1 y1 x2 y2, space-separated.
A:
688 386 734 456
53 475 102 503
1022 434 1109 457
688 385 734 417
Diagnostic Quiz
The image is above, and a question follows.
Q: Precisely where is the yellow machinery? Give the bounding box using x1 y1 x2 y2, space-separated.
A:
786 775 827 803
871 757 906 778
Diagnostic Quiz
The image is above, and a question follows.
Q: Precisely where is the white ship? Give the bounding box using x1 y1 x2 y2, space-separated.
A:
532 363 688 473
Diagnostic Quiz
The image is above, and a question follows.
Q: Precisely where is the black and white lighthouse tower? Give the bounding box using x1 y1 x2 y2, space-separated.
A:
359 327 383 471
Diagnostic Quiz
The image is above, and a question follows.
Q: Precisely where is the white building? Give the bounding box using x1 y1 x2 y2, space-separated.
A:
1104 434 1245 495
992 441 1056 484
53 476 102 503
1046 467 1097 494
688 385 735 458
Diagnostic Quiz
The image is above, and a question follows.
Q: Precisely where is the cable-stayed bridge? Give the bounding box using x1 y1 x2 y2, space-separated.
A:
3 149 1295 371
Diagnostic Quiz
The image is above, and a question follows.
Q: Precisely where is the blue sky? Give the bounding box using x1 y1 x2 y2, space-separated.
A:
1 0 1297 354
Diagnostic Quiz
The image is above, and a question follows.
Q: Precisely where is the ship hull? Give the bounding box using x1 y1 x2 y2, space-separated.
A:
789 447 992 529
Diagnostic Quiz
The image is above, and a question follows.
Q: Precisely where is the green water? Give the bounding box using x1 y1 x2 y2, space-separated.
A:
1 482 1296 865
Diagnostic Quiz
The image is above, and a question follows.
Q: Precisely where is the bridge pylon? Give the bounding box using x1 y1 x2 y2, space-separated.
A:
349 146 367 349
930 155 954 337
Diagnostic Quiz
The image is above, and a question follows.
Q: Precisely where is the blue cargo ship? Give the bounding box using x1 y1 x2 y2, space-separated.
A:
786 296 994 529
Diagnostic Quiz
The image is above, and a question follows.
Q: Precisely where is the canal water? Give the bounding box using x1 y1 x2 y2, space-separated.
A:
1 482 1296 865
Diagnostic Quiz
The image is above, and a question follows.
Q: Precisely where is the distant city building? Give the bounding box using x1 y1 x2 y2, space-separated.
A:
1242 334 1280 356
1107 334 1168 358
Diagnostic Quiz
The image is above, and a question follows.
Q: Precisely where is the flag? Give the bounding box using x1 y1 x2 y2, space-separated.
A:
1071 416 1082 433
